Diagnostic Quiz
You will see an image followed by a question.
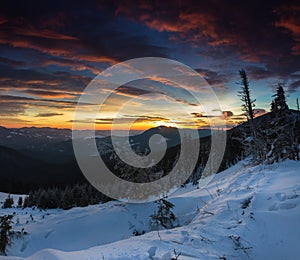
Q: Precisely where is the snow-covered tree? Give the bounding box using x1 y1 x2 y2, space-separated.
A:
17 197 23 208
150 198 176 229
2 196 13 209
0 215 13 255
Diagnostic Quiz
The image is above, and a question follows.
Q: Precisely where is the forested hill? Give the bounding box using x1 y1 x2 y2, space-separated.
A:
227 109 300 163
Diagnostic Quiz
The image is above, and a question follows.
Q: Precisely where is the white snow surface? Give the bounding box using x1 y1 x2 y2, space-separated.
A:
0 159 299 259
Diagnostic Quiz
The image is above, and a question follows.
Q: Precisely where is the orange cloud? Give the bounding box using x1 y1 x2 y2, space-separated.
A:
14 27 78 40
139 11 232 47
0 25 118 73
274 5 300 55
41 59 102 75
275 19 300 54
24 89 79 99
114 1 285 64
116 2 234 48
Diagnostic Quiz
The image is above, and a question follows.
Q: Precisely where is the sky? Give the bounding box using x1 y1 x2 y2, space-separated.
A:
0 0 300 130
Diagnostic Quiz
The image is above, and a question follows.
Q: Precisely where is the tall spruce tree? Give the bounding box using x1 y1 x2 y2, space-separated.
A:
238 69 256 120
272 84 288 111
237 70 266 161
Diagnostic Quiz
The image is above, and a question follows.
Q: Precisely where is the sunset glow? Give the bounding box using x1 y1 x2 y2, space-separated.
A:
0 1 299 130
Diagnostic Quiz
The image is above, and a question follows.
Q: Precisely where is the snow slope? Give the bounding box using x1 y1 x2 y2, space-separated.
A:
0 160 300 259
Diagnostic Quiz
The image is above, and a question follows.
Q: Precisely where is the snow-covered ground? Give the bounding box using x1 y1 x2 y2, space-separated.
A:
0 159 299 259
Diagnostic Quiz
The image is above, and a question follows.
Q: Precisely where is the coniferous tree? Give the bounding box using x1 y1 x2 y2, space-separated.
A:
2 196 13 209
22 184 107 210
150 198 176 229
295 99 300 160
270 100 277 112
237 69 266 161
37 190 48 210
238 69 256 120
272 84 288 111
266 84 300 161
0 215 13 255
17 197 23 208
22 196 29 208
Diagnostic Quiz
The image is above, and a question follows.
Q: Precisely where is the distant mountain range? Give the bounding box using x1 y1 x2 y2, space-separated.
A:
2 109 298 194
0 125 212 193
0 126 212 162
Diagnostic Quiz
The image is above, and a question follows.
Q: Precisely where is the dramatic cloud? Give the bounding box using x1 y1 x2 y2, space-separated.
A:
24 89 79 99
245 66 273 80
274 4 300 55
0 101 28 116
0 95 79 106
287 80 300 93
115 86 153 97
35 112 64 117
0 65 91 93
195 68 229 87
0 0 299 129
114 0 300 79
